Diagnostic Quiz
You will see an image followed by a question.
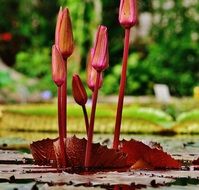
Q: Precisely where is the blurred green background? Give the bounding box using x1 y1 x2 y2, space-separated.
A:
0 0 199 102
0 0 199 145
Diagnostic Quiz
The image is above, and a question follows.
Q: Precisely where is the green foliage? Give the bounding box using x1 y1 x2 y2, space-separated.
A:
140 0 199 96
102 53 153 95
4 103 199 134
15 48 57 94
4 103 172 124
2 104 169 134
0 0 59 65
123 107 172 126
0 71 12 88
177 109 199 123
1 0 199 96
102 0 199 96
4 104 114 117
16 48 50 78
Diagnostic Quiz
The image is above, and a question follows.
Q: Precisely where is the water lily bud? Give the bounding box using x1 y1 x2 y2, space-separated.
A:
87 49 103 91
119 0 137 28
55 7 74 59
91 25 109 72
88 68 103 92
52 45 66 87
72 74 88 106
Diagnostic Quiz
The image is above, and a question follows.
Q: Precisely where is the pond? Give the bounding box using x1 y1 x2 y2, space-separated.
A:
0 103 199 189
0 130 199 189
1 130 199 153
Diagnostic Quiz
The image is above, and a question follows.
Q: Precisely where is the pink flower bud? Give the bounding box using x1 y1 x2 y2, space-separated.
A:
119 0 138 28
52 45 66 86
91 25 109 72
55 7 74 59
87 49 103 91
72 74 88 106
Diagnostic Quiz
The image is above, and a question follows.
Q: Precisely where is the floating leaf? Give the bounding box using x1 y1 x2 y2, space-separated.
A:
193 157 199 165
1 150 199 189
0 149 33 164
31 137 182 170
31 136 127 169
119 139 181 169
30 138 57 167
37 171 174 186
131 159 153 170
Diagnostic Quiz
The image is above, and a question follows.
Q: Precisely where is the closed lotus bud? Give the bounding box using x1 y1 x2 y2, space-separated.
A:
52 45 66 86
119 0 137 28
91 25 109 72
87 49 103 91
72 74 88 106
55 7 74 59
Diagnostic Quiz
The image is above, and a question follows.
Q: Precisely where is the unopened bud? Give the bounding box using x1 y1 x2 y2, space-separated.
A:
72 74 88 106
119 0 137 28
87 49 103 91
52 45 66 86
91 25 109 72
55 7 74 59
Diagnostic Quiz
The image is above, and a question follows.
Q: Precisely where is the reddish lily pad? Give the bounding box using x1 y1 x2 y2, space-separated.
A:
31 136 181 170
193 157 199 165
30 136 127 169
30 138 57 167
119 139 181 169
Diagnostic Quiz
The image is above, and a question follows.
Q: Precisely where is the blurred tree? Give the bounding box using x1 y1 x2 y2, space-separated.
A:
144 0 199 95
0 0 198 96
103 0 199 96
0 0 59 66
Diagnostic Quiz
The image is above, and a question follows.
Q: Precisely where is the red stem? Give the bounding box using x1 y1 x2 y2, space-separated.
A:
58 59 67 168
113 28 131 149
82 105 89 136
58 86 66 168
84 71 101 168
113 185 120 190
61 61 67 138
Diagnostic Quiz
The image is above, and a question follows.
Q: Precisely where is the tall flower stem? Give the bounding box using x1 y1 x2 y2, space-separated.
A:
113 28 131 149
85 71 101 168
61 60 67 138
58 86 66 167
82 105 89 135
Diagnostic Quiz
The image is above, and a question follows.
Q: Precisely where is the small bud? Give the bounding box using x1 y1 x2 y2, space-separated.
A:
92 25 109 72
52 45 66 86
119 0 137 28
87 49 103 91
72 74 88 106
55 7 74 59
